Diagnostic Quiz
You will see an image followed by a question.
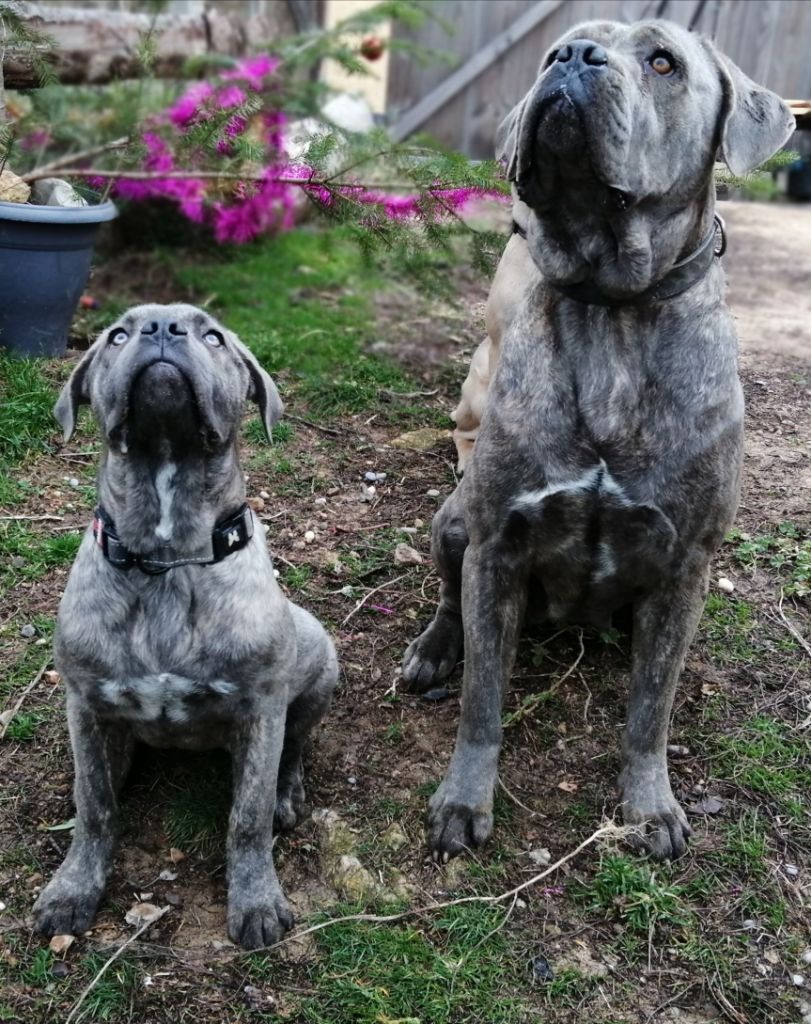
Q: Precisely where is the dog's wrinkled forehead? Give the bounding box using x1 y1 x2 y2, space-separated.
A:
107 303 226 339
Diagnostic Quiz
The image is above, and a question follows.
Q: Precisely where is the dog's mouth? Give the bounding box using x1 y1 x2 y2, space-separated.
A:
124 359 203 445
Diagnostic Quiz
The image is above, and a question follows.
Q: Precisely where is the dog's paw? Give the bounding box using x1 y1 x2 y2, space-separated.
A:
33 881 102 937
427 782 493 862
401 612 463 692
619 769 692 861
227 892 294 950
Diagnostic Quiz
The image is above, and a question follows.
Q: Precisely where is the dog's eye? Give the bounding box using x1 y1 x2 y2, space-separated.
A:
649 50 676 76
203 330 225 348
108 328 129 346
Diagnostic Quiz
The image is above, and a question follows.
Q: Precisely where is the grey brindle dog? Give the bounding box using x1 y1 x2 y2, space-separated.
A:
402 20 794 861
33 304 338 948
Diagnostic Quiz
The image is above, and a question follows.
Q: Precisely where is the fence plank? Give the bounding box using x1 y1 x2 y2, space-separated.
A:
389 0 565 141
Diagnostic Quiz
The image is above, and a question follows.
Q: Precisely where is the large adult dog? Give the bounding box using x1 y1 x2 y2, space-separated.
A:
403 20 794 861
33 304 338 948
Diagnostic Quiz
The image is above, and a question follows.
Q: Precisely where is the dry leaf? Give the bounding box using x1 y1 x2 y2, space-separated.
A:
557 780 579 793
49 934 75 954
125 902 167 928
169 847 186 863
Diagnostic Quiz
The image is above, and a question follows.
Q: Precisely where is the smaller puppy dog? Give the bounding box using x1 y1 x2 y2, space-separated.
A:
34 304 338 949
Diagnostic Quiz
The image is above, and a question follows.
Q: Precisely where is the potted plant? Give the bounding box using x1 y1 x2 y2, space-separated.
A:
0 2 117 357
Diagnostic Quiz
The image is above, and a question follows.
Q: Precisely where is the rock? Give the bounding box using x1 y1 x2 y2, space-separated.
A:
158 869 178 882
667 744 690 758
802 949 811 964
247 496 265 512
785 864 800 877
717 576 735 593
49 934 75 954
379 823 408 853
168 847 186 863
304 530 316 544
68 477 80 488
259 490 270 500
331 854 378 902
313 496 327 506
793 975 806 987
44 670 60 686
347 776 357 786
312 808 357 858
124 902 167 927
364 471 386 483
30 178 88 208
390 427 452 452
321 92 375 133
422 687 449 702
394 543 423 566
528 848 552 867
0 168 31 204
399 526 417 535
20 624 36 638
360 485 376 502
414 518 424 528
532 954 554 982
426 489 440 498
686 795 724 816
51 960 70 979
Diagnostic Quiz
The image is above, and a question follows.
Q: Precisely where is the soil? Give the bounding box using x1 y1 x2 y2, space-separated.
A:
0 199 809 1024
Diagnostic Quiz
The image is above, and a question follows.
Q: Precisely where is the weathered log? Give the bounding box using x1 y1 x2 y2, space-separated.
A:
2 2 302 88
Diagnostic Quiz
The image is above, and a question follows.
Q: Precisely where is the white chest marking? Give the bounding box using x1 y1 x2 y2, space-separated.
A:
512 460 627 511
154 462 177 541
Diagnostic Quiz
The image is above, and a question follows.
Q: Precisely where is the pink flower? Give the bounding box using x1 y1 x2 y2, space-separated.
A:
221 54 280 91
216 84 247 110
168 82 215 127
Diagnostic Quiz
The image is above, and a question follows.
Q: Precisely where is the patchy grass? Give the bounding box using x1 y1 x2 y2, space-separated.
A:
711 716 811 800
700 592 759 664
730 522 811 598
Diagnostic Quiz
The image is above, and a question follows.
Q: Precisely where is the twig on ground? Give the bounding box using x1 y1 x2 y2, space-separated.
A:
0 514 63 522
241 821 629 956
379 388 439 400
503 628 585 728
0 660 50 740
64 907 169 1024
285 414 344 437
341 573 409 626
497 775 545 819
774 590 811 659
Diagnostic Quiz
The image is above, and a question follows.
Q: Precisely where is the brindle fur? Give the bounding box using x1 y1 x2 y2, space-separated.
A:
402 20 794 862
33 304 338 948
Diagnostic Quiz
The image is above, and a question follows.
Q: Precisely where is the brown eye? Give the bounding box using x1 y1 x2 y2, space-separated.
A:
108 328 129 346
203 330 224 348
650 50 675 76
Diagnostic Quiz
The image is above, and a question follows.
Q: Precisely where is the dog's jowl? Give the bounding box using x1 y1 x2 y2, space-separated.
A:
403 20 795 861
34 304 338 949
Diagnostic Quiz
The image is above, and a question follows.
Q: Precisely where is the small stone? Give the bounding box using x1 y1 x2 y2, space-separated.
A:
360 485 376 502
327 487 339 496
793 975 806 988
802 949 811 965
247 496 265 512
124 902 166 927
313 497 327 506
158 870 177 882
717 577 735 593
20 624 36 638
273 567 279 577
51 960 70 979
426 489 440 498
164 893 183 908
785 864 800 877
10 556 27 569
743 919 759 930
49 934 75 954
259 490 270 500
304 530 316 544
414 518 424 528
364 471 379 483
532 954 555 983
399 526 417 535
528 848 552 866
44 670 61 685
30 177 88 207
394 543 423 566
265 525 271 535
667 744 690 758
422 687 449 702
0 167 31 204
68 477 80 488
168 847 186 863
347 776 357 786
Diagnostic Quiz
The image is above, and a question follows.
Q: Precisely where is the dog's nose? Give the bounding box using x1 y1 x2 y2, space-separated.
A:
139 320 189 345
553 39 608 67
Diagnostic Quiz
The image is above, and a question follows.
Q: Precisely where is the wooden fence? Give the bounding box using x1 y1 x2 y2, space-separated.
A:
387 0 811 155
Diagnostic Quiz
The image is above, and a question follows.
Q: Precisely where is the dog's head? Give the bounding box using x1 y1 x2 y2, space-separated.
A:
54 303 283 451
498 19 794 293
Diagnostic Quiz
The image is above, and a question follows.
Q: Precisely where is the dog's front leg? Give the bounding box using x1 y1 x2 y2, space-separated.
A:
619 567 709 860
33 691 132 936
428 541 527 861
227 693 294 949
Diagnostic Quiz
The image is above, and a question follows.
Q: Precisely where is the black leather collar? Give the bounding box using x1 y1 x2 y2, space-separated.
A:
511 215 726 307
92 503 254 575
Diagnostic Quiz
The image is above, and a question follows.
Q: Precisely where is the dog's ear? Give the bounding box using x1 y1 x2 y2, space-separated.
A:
711 48 795 176
495 96 528 181
232 336 284 441
53 341 102 442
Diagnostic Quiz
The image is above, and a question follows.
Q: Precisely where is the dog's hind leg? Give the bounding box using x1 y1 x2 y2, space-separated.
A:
401 485 467 692
427 539 528 860
275 648 338 832
618 565 709 861
33 692 132 936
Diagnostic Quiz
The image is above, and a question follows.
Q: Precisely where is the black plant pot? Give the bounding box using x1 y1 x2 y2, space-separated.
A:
0 198 117 358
